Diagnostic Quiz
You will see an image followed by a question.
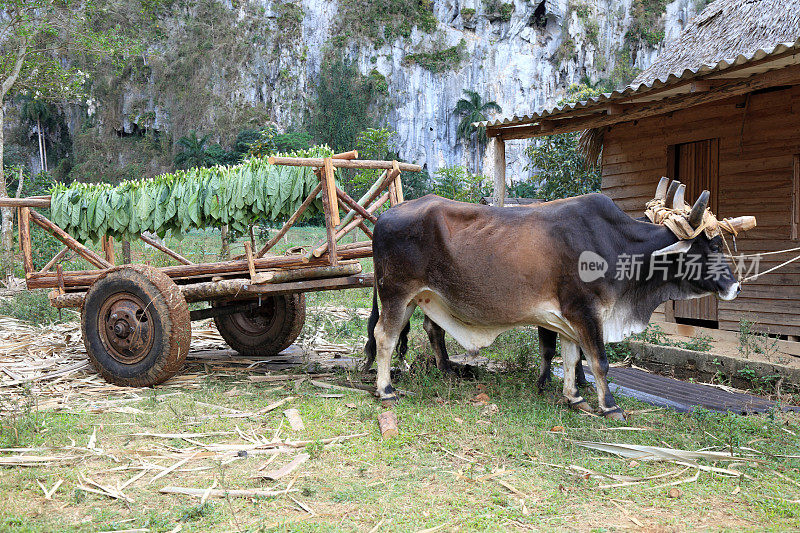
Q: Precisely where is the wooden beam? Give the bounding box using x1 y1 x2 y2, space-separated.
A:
267 156 421 172
311 192 389 258
605 104 627 115
19 207 33 276
319 158 339 266
140 233 193 265
0 197 51 208
28 209 112 269
322 157 340 227
394 172 404 203
336 188 378 224
490 137 506 207
491 63 800 140
244 241 256 278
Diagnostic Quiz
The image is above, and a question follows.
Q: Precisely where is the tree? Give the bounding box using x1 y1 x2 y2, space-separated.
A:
432 166 490 203
0 0 134 255
174 131 216 169
454 90 501 172
523 133 601 201
19 95 54 172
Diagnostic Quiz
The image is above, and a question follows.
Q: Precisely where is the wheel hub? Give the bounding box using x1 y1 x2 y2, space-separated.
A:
99 293 154 364
230 298 276 336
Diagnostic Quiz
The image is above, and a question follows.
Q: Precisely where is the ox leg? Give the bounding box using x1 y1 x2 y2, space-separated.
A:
561 339 594 414
582 340 625 421
375 302 415 402
536 327 557 391
423 315 450 371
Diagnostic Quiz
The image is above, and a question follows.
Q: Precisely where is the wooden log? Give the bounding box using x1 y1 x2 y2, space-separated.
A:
28 209 112 269
378 411 399 439
19 207 33 276
0 197 51 208
56 264 65 295
180 279 251 302
244 273 374 296
101 235 115 265
323 157 340 227
25 245 375 290
331 149 359 160
336 188 378 224
389 179 398 206
319 159 339 266
394 170 405 203
358 221 373 239
252 261 361 284
337 240 372 251
256 183 323 258
244 241 255 278
139 233 193 265
159 486 297 499
49 291 85 309
267 156 421 172
39 246 70 274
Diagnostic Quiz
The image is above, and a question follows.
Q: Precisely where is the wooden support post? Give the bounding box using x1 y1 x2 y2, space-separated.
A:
311 191 389 258
244 241 256 279
358 221 373 239
101 235 115 265
257 183 323 258
19 207 33 276
389 180 398 206
323 157 340 227
394 168 404 204
139 233 194 265
490 137 506 207
39 246 70 274
28 209 112 269
56 264 65 296
320 158 339 266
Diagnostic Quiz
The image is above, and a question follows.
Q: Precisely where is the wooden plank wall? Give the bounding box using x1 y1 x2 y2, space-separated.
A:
601 84 800 336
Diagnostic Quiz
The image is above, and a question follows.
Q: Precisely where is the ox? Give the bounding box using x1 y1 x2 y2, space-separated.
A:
364 179 753 420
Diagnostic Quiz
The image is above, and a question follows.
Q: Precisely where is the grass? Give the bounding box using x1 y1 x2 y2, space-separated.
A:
1 226 800 530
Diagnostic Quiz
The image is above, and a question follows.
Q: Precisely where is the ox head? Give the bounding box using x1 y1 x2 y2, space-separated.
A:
646 177 757 301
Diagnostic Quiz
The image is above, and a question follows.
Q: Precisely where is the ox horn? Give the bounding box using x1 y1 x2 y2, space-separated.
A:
654 177 670 201
688 190 710 228
665 180 681 208
672 183 686 210
724 216 757 233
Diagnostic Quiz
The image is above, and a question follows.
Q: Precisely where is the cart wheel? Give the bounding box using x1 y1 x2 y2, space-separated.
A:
81 264 191 387
214 293 305 356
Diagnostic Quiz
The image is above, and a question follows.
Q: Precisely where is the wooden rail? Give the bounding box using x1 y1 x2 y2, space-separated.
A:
267 156 421 172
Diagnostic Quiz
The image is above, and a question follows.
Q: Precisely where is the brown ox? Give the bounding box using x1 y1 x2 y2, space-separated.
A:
364 179 753 420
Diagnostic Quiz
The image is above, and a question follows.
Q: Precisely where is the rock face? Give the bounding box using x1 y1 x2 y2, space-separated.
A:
16 0 704 180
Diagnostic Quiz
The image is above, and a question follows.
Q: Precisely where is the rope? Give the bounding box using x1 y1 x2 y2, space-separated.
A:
722 240 800 283
741 254 800 283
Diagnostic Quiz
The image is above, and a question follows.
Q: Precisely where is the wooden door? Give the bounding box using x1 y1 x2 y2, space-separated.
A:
666 139 720 325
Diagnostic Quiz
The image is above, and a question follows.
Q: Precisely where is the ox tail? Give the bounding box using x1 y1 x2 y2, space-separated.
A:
364 283 379 368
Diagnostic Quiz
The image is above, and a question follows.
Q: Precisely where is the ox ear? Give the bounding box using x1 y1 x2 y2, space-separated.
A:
652 239 692 257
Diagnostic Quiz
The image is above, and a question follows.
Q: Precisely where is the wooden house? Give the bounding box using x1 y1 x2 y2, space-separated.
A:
479 0 800 339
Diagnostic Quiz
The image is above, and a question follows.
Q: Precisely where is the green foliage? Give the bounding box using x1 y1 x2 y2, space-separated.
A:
404 39 467 73
454 90 502 146
0 290 71 325
461 8 476 19
555 38 577 63
246 128 313 158
626 0 668 47
483 0 515 22
50 146 333 242
432 166 489 203
174 131 216 169
275 2 305 42
738 319 779 360
402 168 434 200
560 82 603 105
347 127 397 197
523 133 601 201
369 69 389 95
309 59 377 153
333 0 437 46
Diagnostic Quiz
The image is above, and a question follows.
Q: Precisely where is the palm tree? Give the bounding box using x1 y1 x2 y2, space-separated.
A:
174 130 215 169
20 96 54 173
454 90 501 171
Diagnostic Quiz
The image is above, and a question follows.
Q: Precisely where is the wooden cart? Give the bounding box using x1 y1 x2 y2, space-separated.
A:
0 151 419 387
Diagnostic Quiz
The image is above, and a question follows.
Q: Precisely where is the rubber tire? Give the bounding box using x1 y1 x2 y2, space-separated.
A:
214 293 305 356
81 264 191 387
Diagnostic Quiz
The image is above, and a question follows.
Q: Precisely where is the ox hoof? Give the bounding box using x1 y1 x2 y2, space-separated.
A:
601 407 627 421
566 397 595 415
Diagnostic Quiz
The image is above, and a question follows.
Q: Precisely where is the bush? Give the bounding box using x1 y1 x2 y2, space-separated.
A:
432 166 489 203
524 133 601 201
403 39 467 73
0 290 72 325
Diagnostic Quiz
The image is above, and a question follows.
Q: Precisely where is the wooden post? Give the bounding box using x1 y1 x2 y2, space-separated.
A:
122 239 131 264
101 235 115 265
28 209 112 269
320 158 339 266
19 207 33 276
490 137 506 207
323 157 340 227
394 171 404 204
244 241 256 279
39 246 70 274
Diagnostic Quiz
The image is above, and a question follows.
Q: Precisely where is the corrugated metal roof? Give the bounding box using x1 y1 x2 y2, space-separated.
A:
477 37 800 131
